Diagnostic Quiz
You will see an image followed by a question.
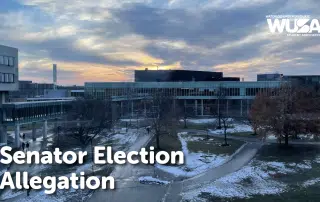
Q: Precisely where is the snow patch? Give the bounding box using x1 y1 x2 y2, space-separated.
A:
267 135 277 140
180 118 220 124
120 118 145 122
0 189 24 201
111 130 139 146
302 178 320 188
183 161 287 200
156 133 228 177
314 156 320 164
138 176 170 185
76 163 92 174
209 124 253 135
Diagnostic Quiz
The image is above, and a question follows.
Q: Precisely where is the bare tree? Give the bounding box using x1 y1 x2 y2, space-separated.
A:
179 100 191 129
216 83 226 129
250 84 320 147
54 98 115 173
149 89 178 150
221 117 231 146
56 98 114 147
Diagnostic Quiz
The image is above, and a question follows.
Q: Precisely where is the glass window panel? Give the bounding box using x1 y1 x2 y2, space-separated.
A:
9 57 14 66
0 56 3 64
9 74 14 82
4 57 9 65
5 74 9 82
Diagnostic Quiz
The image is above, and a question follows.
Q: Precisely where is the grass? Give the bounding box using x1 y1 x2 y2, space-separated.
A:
186 135 244 156
179 123 212 130
196 144 320 202
230 132 257 137
149 134 182 153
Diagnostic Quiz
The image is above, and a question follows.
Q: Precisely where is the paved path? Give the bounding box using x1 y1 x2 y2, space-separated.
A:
88 133 155 202
181 142 262 191
87 130 262 202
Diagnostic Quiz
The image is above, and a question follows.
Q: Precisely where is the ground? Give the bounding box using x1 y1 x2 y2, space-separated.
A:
1 118 320 202
184 144 320 202
0 126 144 202
154 132 244 178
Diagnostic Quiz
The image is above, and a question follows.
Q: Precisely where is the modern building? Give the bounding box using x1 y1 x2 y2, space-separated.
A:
257 73 283 81
85 80 283 117
9 80 54 101
9 81 85 101
283 75 320 87
135 69 240 82
258 73 320 89
0 45 18 104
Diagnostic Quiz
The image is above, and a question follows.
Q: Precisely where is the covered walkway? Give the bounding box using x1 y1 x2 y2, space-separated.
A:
0 100 72 148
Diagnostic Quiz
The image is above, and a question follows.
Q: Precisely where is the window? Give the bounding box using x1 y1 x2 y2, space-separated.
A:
4 56 9 66
0 56 3 64
0 73 14 83
9 57 14 66
4 74 9 82
8 74 14 83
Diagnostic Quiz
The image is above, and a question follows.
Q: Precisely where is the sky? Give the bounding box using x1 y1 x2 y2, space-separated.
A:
0 0 319 85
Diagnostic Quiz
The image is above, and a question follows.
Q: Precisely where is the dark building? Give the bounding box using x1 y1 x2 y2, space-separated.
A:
283 75 320 87
257 73 320 88
257 73 283 81
135 69 239 82
9 80 54 101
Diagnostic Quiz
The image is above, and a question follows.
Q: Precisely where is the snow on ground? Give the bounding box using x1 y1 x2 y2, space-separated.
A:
302 178 320 188
209 123 253 135
298 134 315 140
14 188 90 202
29 164 51 175
120 118 146 122
156 133 228 177
111 130 139 146
75 163 93 174
183 157 317 200
0 189 25 201
267 134 277 140
314 156 320 164
0 168 6 177
138 176 170 185
183 161 287 200
180 118 218 124
267 134 316 141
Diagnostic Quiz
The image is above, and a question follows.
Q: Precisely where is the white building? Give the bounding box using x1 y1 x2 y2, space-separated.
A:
0 44 19 104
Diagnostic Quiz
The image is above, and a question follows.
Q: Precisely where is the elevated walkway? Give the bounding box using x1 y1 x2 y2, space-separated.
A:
0 99 73 148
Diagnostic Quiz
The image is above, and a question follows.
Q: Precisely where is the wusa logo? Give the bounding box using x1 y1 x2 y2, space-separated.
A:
266 15 320 36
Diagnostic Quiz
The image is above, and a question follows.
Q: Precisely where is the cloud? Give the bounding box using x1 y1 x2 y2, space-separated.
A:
0 0 318 85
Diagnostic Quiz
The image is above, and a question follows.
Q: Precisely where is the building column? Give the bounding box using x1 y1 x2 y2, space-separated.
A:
43 120 48 140
173 99 176 115
0 125 8 145
226 100 229 117
131 101 134 118
240 100 243 117
120 101 123 117
15 124 21 148
144 101 147 117
194 100 197 116
246 99 249 116
32 122 37 141
201 99 204 116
